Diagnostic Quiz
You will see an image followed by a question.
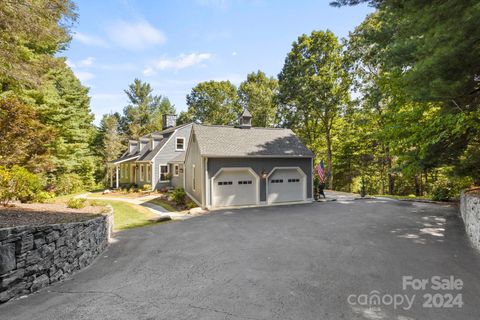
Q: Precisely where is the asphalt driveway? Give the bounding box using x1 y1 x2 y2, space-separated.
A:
2 198 480 320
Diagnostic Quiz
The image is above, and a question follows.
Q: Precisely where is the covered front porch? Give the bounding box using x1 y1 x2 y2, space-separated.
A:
107 160 154 190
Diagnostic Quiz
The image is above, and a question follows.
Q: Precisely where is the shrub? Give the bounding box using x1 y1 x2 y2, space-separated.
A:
142 184 152 192
431 180 454 201
89 199 101 207
67 197 87 209
0 165 43 205
186 201 198 210
171 188 186 206
55 173 84 196
33 191 54 203
0 166 12 205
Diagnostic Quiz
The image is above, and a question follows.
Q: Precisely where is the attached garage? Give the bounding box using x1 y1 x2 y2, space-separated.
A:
211 168 259 208
267 167 306 203
184 115 314 209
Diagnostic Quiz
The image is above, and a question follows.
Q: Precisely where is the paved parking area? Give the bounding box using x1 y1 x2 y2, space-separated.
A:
1 198 480 319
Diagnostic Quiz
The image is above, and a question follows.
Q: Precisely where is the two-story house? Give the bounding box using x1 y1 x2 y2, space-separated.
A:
108 115 192 190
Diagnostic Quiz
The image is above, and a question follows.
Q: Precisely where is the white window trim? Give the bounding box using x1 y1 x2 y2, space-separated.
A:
175 137 185 151
192 164 196 191
140 164 144 181
159 164 169 182
173 164 179 176
146 164 151 182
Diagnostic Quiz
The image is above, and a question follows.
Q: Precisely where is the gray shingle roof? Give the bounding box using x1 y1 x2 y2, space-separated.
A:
111 148 139 164
141 123 191 138
193 124 314 158
137 138 168 161
110 123 193 164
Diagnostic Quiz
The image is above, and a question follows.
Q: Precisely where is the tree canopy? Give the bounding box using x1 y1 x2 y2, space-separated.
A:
121 79 176 139
238 71 279 127
278 30 350 187
185 80 241 125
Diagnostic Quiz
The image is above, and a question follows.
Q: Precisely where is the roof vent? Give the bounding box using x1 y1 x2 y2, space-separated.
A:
238 109 252 129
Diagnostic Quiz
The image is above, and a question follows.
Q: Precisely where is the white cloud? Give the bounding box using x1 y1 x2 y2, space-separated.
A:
73 32 108 47
145 53 212 74
65 59 76 68
143 67 155 76
107 20 166 50
232 51 237 56
79 57 95 67
74 71 95 82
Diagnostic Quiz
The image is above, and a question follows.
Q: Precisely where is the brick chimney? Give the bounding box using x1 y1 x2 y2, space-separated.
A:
162 114 176 130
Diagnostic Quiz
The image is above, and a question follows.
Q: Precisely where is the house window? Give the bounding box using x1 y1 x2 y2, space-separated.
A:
140 165 144 181
176 137 185 151
218 181 233 186
160 165 169 181
288 178 300 183
238 180 253 185
174 164 179 176
270 179 284 184
146 165 151 182
192 165 196 191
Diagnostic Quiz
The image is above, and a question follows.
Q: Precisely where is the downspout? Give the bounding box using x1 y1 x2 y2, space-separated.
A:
200 156 205 209
151 161 154 190
311 157 314 201
204 157 209 208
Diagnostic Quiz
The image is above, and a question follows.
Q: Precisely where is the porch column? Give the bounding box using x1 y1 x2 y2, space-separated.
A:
109 166 113 188
115 165 119 189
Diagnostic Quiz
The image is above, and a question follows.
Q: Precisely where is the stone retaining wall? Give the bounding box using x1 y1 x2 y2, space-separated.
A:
460 190 480 251
0 209 113 303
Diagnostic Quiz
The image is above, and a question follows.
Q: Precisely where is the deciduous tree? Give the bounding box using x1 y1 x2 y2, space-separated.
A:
185 80 241 125
278 30 350 188
238 71 279 127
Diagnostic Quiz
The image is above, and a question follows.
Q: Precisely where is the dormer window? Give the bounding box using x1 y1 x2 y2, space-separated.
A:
176 137 185 151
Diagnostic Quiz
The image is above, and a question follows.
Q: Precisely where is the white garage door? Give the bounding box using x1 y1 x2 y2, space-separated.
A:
212 168 259 208
267 168 306 203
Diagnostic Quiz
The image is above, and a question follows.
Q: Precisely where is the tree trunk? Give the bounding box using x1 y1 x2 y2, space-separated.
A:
326 132 333 189
414 174 420 196
386 146 394 194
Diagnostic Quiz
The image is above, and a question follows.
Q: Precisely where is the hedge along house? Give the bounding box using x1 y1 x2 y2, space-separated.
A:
184 110 315 209
107 115 192 190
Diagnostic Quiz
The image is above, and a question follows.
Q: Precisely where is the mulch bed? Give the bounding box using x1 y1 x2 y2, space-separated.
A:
466 188 480 196
0 203 104 229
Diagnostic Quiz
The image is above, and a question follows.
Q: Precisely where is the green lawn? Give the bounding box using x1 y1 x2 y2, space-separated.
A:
94 200 168 231
147 198 178 212
374 194 433 201
48 192 87 203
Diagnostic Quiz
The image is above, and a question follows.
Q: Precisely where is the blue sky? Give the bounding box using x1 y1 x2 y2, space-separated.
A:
64 0 372 124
